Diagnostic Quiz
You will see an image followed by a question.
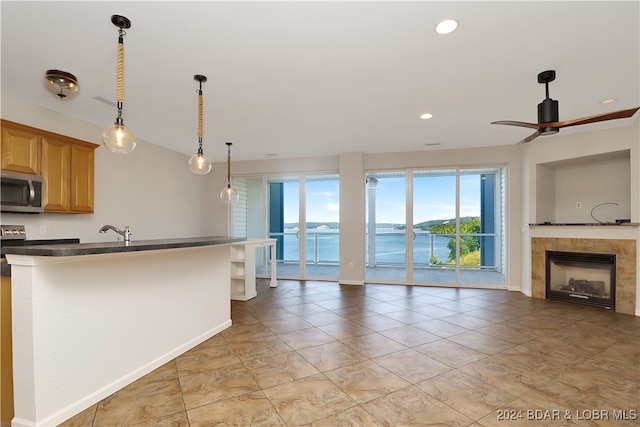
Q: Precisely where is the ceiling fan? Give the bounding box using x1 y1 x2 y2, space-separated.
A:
492 70 640 144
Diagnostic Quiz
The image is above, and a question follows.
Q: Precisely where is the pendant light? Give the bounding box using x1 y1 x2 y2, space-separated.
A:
220 142 239 204
102 15 136 154
188 75 212 174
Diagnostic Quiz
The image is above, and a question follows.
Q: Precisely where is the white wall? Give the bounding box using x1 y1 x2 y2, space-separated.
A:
1 94 219 242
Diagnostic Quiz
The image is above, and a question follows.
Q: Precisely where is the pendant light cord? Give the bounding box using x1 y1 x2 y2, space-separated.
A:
198 84 203 144
226 145 232 186
116 29 125 103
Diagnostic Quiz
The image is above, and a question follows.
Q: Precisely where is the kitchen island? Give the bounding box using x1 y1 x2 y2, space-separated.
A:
4 236 244 427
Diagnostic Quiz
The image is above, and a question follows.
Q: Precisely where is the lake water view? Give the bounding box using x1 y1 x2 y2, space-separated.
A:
278 228 452 265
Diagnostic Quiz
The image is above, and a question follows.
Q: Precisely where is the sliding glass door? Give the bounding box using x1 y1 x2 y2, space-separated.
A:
365 172 407 283
412 169 457 285
268 176 301 278
366 167 506 287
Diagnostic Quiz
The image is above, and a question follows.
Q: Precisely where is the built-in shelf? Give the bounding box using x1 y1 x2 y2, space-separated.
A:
229 239 278 301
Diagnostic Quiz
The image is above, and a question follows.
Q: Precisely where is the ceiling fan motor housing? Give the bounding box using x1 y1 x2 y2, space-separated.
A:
538 98 559 134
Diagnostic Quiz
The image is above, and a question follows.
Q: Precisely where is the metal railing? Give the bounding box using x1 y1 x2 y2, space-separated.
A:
269 229 497 268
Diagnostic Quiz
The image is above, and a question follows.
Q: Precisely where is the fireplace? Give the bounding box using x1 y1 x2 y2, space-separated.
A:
545 250 616 310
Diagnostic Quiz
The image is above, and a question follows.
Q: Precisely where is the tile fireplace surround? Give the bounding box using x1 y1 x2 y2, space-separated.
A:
531 238 637 315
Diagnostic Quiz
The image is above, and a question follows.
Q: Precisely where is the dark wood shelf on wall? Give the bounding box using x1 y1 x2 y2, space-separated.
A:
529 223 640 226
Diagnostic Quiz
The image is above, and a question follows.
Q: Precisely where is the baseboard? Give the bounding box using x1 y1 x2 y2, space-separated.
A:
339 279 365 286
38 320 231 427
9 417 35 427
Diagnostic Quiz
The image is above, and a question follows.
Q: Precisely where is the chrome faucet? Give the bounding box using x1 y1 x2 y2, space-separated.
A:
99 224 132 243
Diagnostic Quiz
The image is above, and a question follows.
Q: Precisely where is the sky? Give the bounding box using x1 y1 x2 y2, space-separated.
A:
282 172 486 224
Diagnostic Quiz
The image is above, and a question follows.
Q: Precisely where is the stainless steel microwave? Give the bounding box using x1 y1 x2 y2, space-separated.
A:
1 170 44 213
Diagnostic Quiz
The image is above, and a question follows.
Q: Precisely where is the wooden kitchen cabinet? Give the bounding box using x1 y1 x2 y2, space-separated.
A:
1 120 98 214
41 136 71 211
42 135 96 213
1 276 13 426
1 119 41 175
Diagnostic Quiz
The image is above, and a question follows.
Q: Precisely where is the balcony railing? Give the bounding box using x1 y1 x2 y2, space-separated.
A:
269 229 497 269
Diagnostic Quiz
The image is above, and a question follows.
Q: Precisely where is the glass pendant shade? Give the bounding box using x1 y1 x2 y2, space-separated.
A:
220 142 237 204
102 123 136 154
189 152 212 174
103 15 135 154
189 75 212 174
220 185 239 204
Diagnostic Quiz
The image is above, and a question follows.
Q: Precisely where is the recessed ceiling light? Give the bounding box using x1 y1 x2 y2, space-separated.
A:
435 19 458 35
600 97 617 105
420 113 433 120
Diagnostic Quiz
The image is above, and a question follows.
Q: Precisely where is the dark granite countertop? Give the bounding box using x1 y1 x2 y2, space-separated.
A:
3 236 246 258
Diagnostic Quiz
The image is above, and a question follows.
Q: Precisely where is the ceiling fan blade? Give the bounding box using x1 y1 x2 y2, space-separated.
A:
491 120 540 130
516 130 540 144
553 107 640 129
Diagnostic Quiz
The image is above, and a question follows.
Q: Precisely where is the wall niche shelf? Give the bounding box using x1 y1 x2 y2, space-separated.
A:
534 149 632 225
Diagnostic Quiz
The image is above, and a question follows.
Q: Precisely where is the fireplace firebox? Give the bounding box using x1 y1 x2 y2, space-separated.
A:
545 250 616 310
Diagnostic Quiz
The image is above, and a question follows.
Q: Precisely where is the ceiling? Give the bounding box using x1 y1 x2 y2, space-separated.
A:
2 1 639 162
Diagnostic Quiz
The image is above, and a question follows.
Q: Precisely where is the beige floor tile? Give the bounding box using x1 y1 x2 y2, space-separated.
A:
56 280 640 427
187 391 285 427
378 324 441 347
134 411 190 427
361 385 474 426
317 319 374 340
300 311 347 327
342 332 408 358
309 405 384 426
447 330 515 355
221 322 274 343
374 348 452 383
57 404 97 427
353 314 406 332
92 362 184 426
179 362 260 409
262 315 314 334
413 317 471 338
417 369 519 421
324 360 411 403
458 357 541 397
414 338 486 368
244 350 319 388
277 327 337 350
175 343 241 376
263 374 356 425
228 334 294 362
297 341 368 372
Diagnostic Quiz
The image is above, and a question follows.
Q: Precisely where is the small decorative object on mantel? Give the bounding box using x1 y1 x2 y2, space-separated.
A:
188 75 212 175
220 142 239 204
101 14 136 154
44 69 79 99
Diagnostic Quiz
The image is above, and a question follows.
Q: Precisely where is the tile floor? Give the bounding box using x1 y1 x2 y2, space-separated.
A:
60 279 639 426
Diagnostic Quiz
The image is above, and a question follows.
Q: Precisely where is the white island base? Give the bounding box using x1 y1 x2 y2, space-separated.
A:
8 244 233 427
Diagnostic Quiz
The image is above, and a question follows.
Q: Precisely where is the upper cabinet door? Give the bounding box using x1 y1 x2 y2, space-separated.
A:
70 142 95 213
41 136 72 212
1 120 41 175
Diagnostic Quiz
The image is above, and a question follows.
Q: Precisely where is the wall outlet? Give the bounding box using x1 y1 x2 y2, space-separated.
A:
48 226 54 235
576 202 582 209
